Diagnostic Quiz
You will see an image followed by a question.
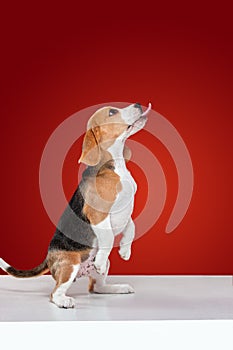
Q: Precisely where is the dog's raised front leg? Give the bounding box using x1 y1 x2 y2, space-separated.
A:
92 216 114 275
119 217 135 260
89 260 134 294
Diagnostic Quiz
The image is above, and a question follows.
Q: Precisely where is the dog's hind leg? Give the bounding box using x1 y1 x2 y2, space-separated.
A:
48 251 81 308
51 264 80 308
89 260 134 294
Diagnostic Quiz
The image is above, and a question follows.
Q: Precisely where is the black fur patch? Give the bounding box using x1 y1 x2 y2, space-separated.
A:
48 161 116 253
7 259 48 278
48 185 96 252
49 230 92 251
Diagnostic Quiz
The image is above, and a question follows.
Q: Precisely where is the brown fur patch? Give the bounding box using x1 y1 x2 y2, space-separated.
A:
79 107 128 225
82 164 122 225
80 250 92 263
88 277 96 292
79 106 129 166
79 127 101 166
87 107 126 132
48 250 93 300
47 251 81 284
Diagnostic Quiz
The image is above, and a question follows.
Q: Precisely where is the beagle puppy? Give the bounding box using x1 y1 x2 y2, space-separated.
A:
0 102 151 308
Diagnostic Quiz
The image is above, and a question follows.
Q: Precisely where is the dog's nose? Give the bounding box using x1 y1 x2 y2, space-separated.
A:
134 103 143 113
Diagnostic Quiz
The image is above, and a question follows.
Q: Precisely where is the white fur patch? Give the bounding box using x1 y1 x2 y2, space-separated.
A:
92 216 114 274
108 140 136 235
93 283 135 294
51 264 80 309
0 258 10 272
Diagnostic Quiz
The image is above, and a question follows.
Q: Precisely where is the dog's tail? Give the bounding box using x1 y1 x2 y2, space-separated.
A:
0 257 49 278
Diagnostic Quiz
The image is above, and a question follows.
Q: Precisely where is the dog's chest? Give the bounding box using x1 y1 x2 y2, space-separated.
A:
115 161 137 201
110 160 137 234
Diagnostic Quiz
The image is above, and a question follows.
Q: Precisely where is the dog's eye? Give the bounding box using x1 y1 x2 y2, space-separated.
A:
109 109 118 117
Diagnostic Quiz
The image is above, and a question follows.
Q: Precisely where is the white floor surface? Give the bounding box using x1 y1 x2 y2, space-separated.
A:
0 275 232 321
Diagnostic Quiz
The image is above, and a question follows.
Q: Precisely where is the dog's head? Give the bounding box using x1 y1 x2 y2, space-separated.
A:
79 103 151 166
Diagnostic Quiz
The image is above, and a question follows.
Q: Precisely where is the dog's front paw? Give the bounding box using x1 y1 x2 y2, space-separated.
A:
119 246 131 260
52 296 76 309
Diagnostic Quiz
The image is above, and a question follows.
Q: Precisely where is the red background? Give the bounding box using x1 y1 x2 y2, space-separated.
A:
0 1 232 275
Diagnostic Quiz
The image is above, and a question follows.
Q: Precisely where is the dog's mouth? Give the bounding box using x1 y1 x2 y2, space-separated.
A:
127 103 152 130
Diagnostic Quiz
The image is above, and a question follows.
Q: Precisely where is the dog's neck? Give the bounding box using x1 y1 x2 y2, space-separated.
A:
83 139 127 176
107 139 127 170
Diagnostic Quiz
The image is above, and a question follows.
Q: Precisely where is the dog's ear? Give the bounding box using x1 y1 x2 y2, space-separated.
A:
123 145 131 163
78 127 100 166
